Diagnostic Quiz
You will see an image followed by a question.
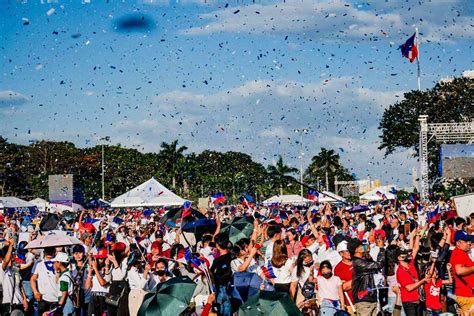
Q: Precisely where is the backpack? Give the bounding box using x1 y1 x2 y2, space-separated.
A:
66 270 85 309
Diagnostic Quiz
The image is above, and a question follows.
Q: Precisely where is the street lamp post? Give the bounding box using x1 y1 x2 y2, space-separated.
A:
294 128 309 197
100 136 110 200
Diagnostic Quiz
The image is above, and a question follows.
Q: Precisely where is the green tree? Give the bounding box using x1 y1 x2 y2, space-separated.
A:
378 77 474 184
267 156 298 195
157 140 188 190
304 148 354 192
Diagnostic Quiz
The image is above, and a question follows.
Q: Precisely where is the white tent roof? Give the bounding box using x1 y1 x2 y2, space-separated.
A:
29 198 50 212
0 197 36 210
110 178 185 208
359 186 397 201
262 194 311 206
319 191 347 203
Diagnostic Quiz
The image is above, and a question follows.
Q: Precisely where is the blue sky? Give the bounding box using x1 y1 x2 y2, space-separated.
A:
1 0 473 188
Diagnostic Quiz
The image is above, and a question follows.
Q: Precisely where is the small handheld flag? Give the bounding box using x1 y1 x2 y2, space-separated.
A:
400 33 418 63
260 261 277 279
307 190 319 202
375 191 387 201
211 192 226 204
182 201 192 218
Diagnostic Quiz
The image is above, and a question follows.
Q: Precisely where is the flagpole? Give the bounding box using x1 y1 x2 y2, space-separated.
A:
416 27 421 91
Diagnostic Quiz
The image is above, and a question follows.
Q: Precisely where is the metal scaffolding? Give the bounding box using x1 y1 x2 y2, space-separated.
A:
418 115 474 200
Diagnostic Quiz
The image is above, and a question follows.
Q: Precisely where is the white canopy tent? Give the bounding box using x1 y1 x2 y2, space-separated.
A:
319 191 347 203
110 177 185 208
359 187 397 202
262 194 311 206
0 197 37 213
29 198 50 213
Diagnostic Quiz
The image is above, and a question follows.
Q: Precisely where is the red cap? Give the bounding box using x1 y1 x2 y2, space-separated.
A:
375 229 386 239
111 242 126 251
95 249 108 259
301 235 310 247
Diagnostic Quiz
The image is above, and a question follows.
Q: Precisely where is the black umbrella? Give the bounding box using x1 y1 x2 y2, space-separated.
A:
158 206 205 226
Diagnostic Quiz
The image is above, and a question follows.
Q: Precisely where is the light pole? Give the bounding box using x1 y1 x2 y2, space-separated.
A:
100 136 110 200
294 128 309 197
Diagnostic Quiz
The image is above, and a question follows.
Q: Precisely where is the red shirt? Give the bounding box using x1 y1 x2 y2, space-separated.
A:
424 279 442 310
449 247 474 297
334 260 354 305
396 261 420 303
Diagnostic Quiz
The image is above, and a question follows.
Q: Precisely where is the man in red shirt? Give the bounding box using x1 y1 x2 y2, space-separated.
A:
449 230 474 316
396 248 429 316
334 241 355 315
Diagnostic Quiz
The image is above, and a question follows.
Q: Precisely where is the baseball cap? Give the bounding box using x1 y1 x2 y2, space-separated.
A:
51 252 70 263
95 248 108 259
395 248 411 258
336 241 348 252
347 239 362 255
111 242 126 251
454 230 474 243
375 229 386 239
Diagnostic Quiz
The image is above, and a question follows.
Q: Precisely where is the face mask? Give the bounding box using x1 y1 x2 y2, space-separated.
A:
303 261 313 267
322 272 332 279
156 270 166 276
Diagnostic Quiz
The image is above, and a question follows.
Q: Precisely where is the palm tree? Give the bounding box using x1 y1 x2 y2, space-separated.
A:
158 140 188 189
267 156 298 195
306 148 341 191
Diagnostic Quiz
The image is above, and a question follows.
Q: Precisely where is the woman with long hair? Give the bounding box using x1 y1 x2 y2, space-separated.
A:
268 239 298 298
293 248 316 304
231 238 258 273
106 242 130 316
316 260 345 316
286 228 303 259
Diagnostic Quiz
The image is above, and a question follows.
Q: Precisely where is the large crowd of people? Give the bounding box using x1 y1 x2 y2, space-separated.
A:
0 196 473 316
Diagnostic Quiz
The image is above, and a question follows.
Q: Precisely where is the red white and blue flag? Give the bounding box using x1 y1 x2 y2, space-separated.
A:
307 190 319 202
182 200 192 218
260 261 277 279
211 192 226 204
400 33 418 63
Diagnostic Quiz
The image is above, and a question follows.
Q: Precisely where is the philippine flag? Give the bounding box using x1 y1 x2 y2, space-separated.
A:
400 33 418 63
211 192 226 204
307 190 319 202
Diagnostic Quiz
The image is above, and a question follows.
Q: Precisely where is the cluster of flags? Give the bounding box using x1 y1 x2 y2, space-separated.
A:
239 194 254 208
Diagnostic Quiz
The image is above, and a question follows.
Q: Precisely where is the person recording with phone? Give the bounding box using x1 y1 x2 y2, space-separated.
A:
348 238 386 316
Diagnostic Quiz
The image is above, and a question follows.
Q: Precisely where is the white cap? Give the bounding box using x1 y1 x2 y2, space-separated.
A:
336 241 348 252
51 252 70 263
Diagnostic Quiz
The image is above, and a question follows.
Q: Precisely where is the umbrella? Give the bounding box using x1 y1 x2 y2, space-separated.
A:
182 218 216 232
25 231 82 249
239 291 302 316
221 217 254 244
138 276 197 316
158 206 205 226
232 272 274 303
350 204 369 213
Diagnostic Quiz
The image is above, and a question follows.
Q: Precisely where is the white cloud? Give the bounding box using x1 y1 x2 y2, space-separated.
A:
0 90 29 107
179 0 474 43
113 77 414 185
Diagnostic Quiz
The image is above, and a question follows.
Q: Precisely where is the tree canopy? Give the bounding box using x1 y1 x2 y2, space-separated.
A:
0 137 355 202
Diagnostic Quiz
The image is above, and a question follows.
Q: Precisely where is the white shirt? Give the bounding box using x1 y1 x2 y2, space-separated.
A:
264 240 274 262
111 260 127 281
128 267 148 290
32 260 59 302
58 270 74 297
291 266 313 288
91 274 110 293
272 259 297 284
317 275 342 301
231 257 259 274
0 265 23 304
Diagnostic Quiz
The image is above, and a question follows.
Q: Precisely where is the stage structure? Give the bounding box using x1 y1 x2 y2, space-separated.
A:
418 115 474 201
